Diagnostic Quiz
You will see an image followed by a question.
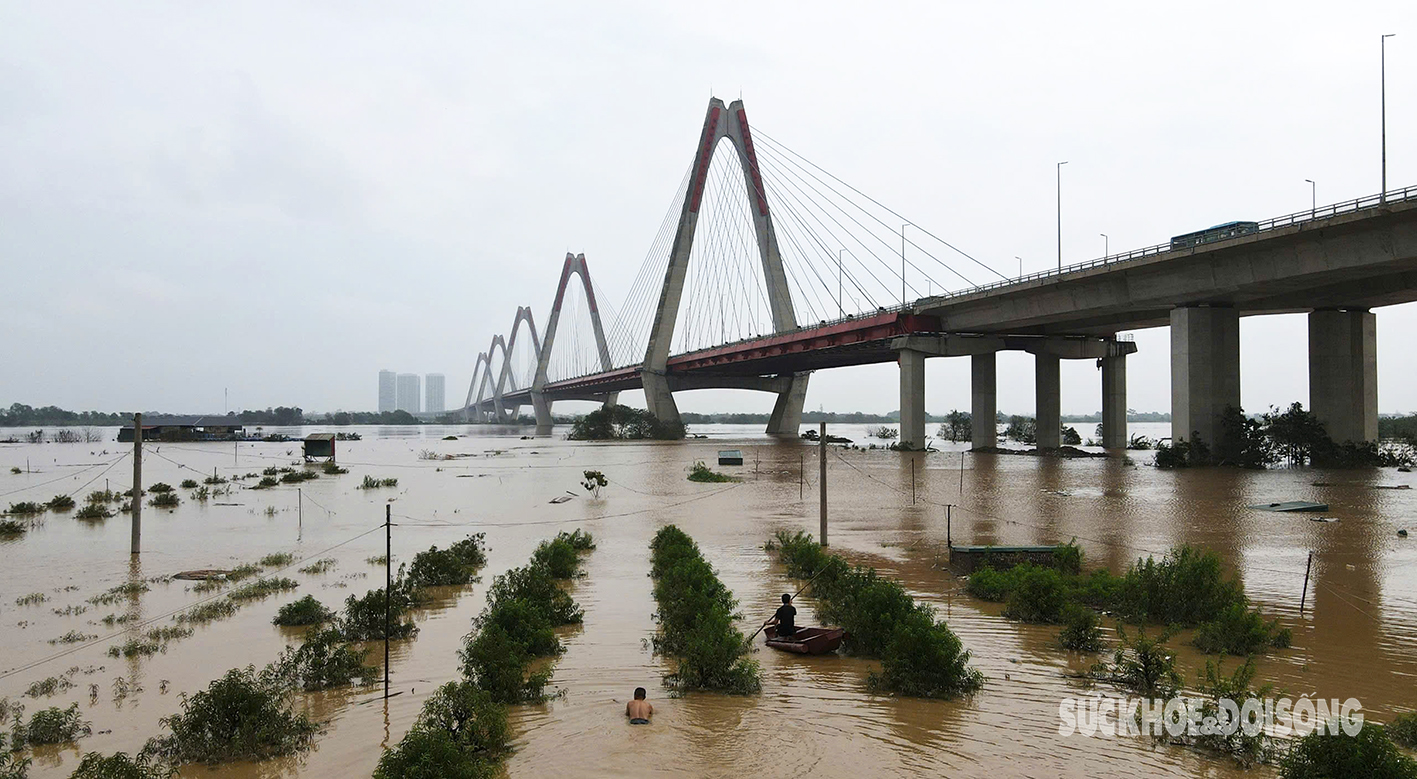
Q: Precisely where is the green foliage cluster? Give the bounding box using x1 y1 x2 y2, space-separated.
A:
75 504 113 520
177 599 238 625
68 751 177 778
459 537 590 704
686 461 735 483
771 531 983 698
1004 415 1036 444
296 558 337 575
88 582 149 606
965 545 1289 656
321 462 348 475
407 534 488 589
360 475 399 489
272 595 334 627
180 479 198 489
147 483 174 494
5 503 44 516
228 578 299 603
20 704 91 746
252 477 278 490
46 495 75 511
529 531 593 579
649 526 761 695
1389 712 1417 750
86 490 117 504
0 519 25 535
259 552 296 567
936 409 972 442
339 576 420 641
1186 657 1277 766
1277 723 1417 779
1161 403 1417 469
567 404 685 440
142 665 317 765
374 681 510 779
149 492 179 508
1090 624 1182 697
271 629 377 691
279 470 318 484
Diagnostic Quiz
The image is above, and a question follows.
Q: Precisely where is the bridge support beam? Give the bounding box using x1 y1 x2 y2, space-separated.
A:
765 374 809 436
1101 353 1128 449
533 392 553 436
1171 305 1240 450
1309 309 1378 443
971 353 997 451
898 350 927 450
1035 353 1061 449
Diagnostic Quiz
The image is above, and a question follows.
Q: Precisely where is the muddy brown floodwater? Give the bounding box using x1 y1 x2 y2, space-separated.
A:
1 424 1415 778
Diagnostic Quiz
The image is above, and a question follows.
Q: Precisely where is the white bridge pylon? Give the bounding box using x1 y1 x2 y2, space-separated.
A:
460 253 617 428
641 97 809 436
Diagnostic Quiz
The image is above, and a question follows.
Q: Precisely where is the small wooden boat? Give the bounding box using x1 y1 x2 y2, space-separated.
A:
764 626 846 655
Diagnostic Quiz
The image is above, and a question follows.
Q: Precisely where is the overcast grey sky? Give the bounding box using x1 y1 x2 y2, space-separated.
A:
3 1 1415 417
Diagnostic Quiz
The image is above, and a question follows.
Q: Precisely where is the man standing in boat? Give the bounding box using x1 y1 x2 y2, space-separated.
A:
762 593 797 638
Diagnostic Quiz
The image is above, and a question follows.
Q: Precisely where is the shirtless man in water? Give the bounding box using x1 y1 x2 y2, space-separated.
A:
625 687 653 725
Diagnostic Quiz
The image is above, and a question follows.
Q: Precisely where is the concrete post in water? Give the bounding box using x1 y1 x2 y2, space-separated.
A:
384 503 392 699
1035 353 1061 449
1308 309 1378 443
898 349 927 450
1300 550 1314 614
131 413 142 556
1101 353 1128 450
970 353 996 451
1170 305 1240 452
819 421 828 547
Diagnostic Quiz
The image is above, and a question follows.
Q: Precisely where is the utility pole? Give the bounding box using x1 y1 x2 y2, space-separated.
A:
131 413 142 556
1057 161 1068 271
1382 34 1396 202
384 504 392 699
818 421 828 546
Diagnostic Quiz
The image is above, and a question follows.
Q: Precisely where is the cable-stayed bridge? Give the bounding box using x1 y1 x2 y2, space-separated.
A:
464 97 1417 452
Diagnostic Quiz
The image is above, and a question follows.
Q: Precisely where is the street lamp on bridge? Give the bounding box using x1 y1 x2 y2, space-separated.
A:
1016 256 1023 278
1305 179 1316 214
1382 34 1396 203
1100 233 1109 259
1057 161 1068 271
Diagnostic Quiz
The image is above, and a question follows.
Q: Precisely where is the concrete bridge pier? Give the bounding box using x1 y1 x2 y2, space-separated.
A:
1034 353 1061 449
1101 354 1128 449
766 374 810 436
971 353 997 451
533 392 553 436
1309 308 1378 443
898 350 927 449
1170 305 1241 450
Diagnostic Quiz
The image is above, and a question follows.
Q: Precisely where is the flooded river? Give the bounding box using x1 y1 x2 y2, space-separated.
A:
1 424 1414 777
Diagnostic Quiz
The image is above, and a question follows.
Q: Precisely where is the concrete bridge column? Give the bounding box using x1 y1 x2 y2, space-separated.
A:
1309 309 1378 443
533 393 553 436
898 350 927 449
1171 305 1240 449
1035 353 1061 449
971 353 996 450
1101 354 1127 449
765 374 809 437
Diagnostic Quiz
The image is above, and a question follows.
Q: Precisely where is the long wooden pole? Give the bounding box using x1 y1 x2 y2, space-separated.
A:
818 421 828 547
384 504 392 699
744 566 830 646
1299 550 1314 614
911 458 916 505
131 413 142 555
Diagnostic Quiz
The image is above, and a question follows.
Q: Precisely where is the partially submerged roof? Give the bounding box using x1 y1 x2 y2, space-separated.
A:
1248 501 1329 512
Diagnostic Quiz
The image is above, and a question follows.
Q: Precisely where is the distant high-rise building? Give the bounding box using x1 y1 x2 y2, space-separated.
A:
425 373 445 414
396 373 421 414
378 370 397 413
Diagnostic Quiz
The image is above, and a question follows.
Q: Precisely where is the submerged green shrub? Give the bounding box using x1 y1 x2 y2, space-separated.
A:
868 616 985 698
360 475 398 489
1090 624 1181 697
23 703 91 746
180 480 199 490
374 681 509 779
47 494 76 511
228 577 298 603
1058 604 1104 652
686 461 735 483
0 519 26 535
272 595 334 627
6 502 44 516
321 462 348 475
407 534 488 588
274 629 377 691
649 525 760 695
1389 712 1417 750
1193 602 1292 656
1277 723 1417 779
1113 546 1244 626
530 536 583 579
69 751 177 778
297 558 337 575
340 581 418 641
259 552 296 568
149 492 179 508
76 503 114 520
1002 565 1068 623
459 624 552 704
143 665 316 765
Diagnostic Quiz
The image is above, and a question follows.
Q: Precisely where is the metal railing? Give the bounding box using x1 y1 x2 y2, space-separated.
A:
951 184 1417 299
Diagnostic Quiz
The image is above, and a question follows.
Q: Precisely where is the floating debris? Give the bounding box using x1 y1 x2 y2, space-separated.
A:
1248 501 1329 513
549 495 573 504
1308 517 1339 523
